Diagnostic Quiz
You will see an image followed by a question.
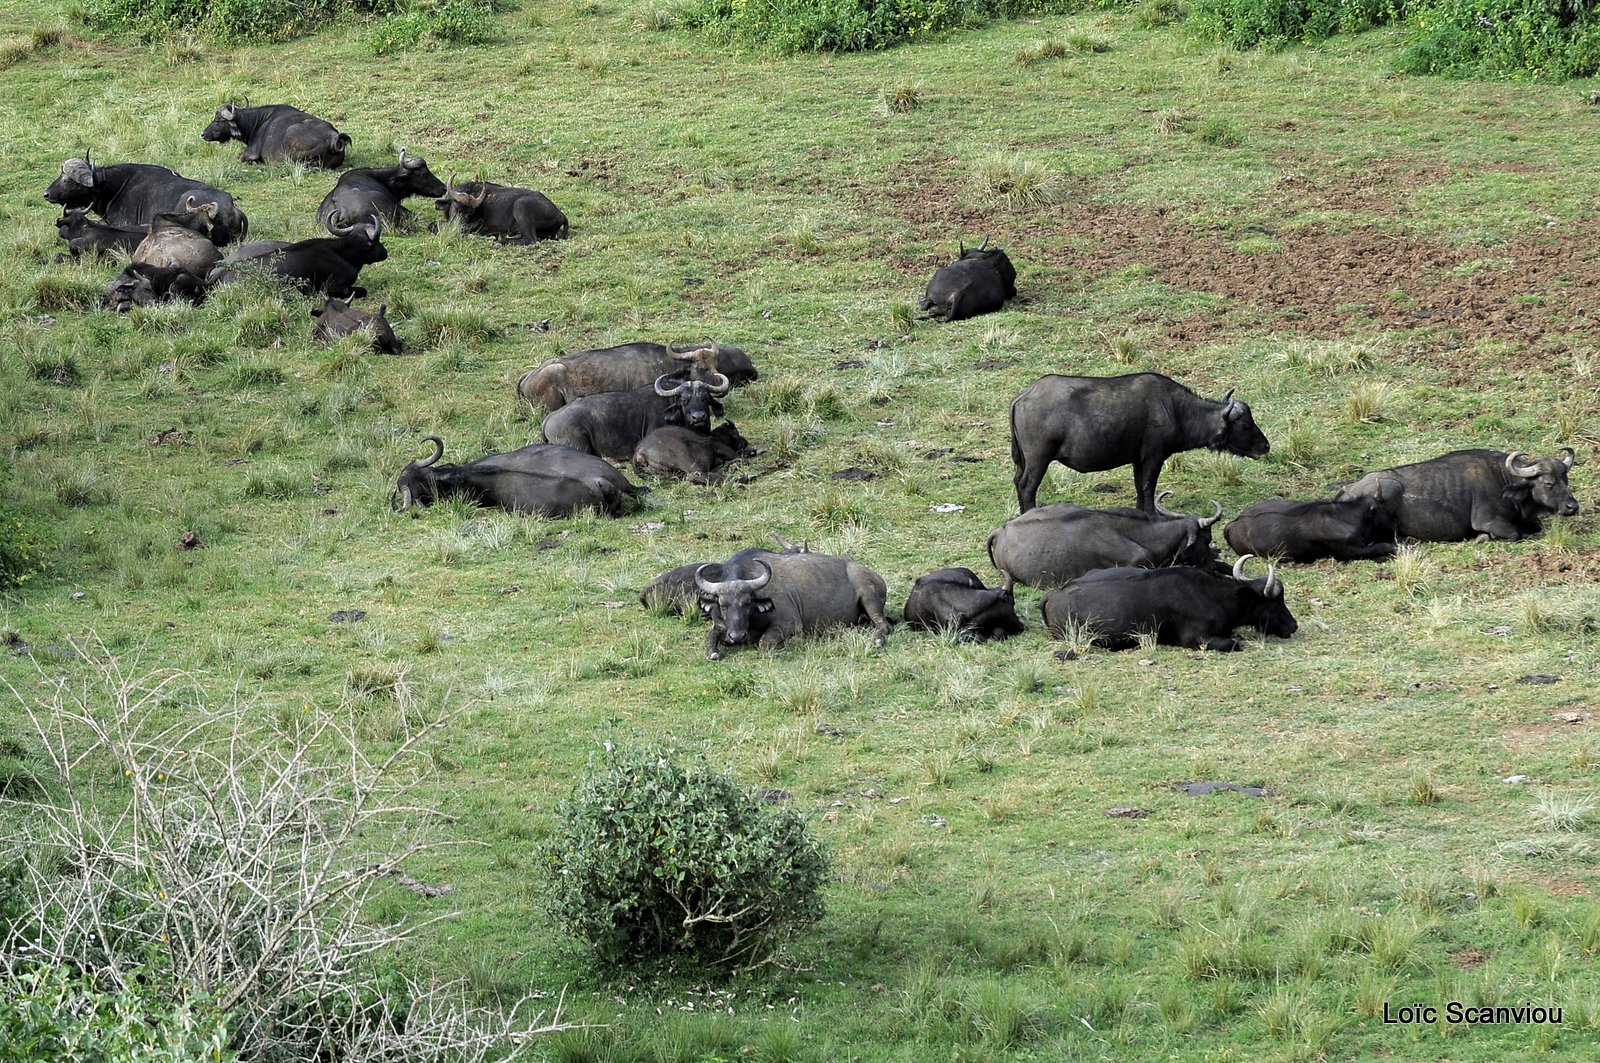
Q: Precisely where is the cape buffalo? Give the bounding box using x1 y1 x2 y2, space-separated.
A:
517 341 758 412
311 298 401 354
436 174 568 243
693 551 892 660
55 209 145 260
540 374 731 461
1224 496 1397 562
202 102 351 168
903 568 1025 643
1336 448 1579 542
44 154 248 245
987 492 1223 590
208 213 385 300
391 436 643 517
1042 556 1297 653
639 538 809 615
317 149 446 229
1010 372 1270 513
132 196 221 278
101 263 207 312
919 238 1017 322
632 422 751 484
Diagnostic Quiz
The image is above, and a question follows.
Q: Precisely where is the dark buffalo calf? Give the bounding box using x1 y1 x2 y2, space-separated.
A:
632 422 751 484
102 263 207 312
1041 556 1296 653
55 210 145 260
312 298 402 354
919 239 1017 322
903 568 1024 643
1224 496 1396 562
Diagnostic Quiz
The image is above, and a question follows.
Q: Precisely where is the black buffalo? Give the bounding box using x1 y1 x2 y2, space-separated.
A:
101 263 207 312
919 238 1017 322
987 492 1223 589
639 538 808 615
317 149 446 230
391 436 643 517
903 568 1024 643
202 102 351 169
209 213 385 300
1011 372 1270 513
1336 448 1579 542
1224 496 1397 562
44 154 248 245
632 423 751 484
693 552 892 660
55 209 145 260
540 374 731 461
312 298 401 354
517 341 758 412
1041 556 1297 653
435 174 568 243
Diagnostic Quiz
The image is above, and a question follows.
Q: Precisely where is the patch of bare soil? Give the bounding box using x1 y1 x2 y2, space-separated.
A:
1502 708 1592 751
868 156 1600 361
1450 947 1492 969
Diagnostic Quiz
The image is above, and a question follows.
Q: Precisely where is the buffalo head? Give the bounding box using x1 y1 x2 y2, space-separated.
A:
45 154 96 207
392 435 448 511
694 559 774 656
1232 554 1297 638
1209 389 1271 459
202 103 242 144
394 148 447 199
668 340 758 386
654 372 730 432
1504 449 1579 518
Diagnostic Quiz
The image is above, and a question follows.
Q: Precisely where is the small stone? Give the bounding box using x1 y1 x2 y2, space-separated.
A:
1504 775 1530 785
930 502 965 513
1106 807 1152 819
328 609 366 623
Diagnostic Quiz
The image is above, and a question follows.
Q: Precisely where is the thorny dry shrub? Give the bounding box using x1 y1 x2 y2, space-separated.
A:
0 641 571 1062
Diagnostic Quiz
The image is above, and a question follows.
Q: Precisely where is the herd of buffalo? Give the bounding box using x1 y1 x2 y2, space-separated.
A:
41 100 1584 660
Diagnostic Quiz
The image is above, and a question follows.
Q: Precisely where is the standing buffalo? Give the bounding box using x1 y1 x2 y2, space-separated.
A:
55 209 145 260
209 213 385 299
1224 496 1396 562
435 174 568 243
1010 372 1270 513
693 551 893 659
632 422 751 484
391 436 643 517
517 341 758 412
540 374 731 461
987 492 1223 589
919 238 1017 322
44 154 248 245
312 298 401 354
1335 448 1579 542
1041 556 1297 652
317 150 446 230
903 568 1025 643
202 103 351 169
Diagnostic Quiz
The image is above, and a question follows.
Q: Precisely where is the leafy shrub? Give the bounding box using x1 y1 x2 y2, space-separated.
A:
0 968 229 1063
80 0 403 43
370 0 497 54
1189 0 1408 48
680 0 1134 55
543 746 830 971
1397 0 1600 79
0 461 51 589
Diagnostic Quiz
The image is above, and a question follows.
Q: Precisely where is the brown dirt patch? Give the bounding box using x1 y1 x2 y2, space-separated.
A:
870 155 1600 356
1524 875 1593 897
1450 947 1492 969
1502 708 1592 751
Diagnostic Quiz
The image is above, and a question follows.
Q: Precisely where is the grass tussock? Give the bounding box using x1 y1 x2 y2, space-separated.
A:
972 153 1062 210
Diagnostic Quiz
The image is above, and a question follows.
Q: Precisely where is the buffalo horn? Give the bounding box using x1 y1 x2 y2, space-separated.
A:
1265 563 1282 599
1220 388 1241 419
1198 500 1223 529
364 217 381 243
958 239 966 256
1560 447 1575 468
327 209 357 237
182 193 199 211
1505 451 1539 478
417 435 445 468
705 371 731 397
654 374 686 397
1153 490 1178 518
976 234 990 251
669 345 714 363
1231 554 1253 581
694 559 773 596
399 147 413 168
391 486 413 512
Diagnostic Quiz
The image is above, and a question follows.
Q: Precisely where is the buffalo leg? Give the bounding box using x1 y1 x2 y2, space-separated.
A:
1133 458 1164 513
1013 449 1051 513
1200 636 1242 652
706 627 725 661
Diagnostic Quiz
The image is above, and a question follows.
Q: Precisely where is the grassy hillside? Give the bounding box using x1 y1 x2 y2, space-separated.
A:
3 2 1600 1059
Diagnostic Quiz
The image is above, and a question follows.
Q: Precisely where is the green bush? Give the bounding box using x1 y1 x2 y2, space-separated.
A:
1397 0 1600 79
543 746 829 971
0 968 229 1063
680 0 1133 55
370 0 497 53
0 460 51 590
80 0 402 43
1189 0 1408 48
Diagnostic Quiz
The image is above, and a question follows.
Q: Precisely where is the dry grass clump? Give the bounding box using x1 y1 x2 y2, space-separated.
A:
972 153 1062 210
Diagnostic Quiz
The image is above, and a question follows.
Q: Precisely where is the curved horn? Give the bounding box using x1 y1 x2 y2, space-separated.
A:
181 192 199 211
1505 451 1540 478
743 559 773 592
464 182 487 209
1559 447 1575 469
1231 554 1253 581
669 345 713 362
391 485 413 512
219 102 235 120
977 234 990 251
1153 490 1178 518
958 238 966 256
416 436 445 468
364 218 380 243
705 371 731 397
654 374 686 397
1198 500 1223 528
694 563 725 596
1264 562 1282 599
327 209 358 237
398 147 410 167
445 170 459 198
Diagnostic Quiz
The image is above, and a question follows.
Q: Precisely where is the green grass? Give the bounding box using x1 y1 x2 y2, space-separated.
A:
4 2 1600 1061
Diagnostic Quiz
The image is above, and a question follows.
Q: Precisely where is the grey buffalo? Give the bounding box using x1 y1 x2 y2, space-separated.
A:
903 568 1024 643
1224 496 1397 562
44 154 248 245
317 149 446 230
632 423 751 484
1042 556 1297 653
517 341 758 412
435 174 568 243
55 209 145 260
202 103 351 168
391 436 643 517
1336 448 1579 542
540 374 730 461
693 551 893 659
919 237 1017 322
311 298 401 354
987 492 1222 590
639 538 808 615
1010 371 1270 513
